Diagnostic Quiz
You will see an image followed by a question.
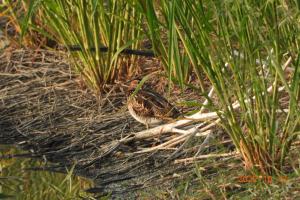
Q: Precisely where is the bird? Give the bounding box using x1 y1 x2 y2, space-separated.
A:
126 79 181 128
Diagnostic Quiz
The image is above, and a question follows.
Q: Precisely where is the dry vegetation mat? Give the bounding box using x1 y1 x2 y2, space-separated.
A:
0 49 244 196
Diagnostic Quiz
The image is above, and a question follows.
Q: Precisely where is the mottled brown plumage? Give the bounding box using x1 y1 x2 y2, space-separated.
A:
126 80 180 127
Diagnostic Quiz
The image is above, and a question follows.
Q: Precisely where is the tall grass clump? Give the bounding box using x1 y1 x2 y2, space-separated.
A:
137 0 194 90
0 0 50 47
139 0 300 175
22 0 143 91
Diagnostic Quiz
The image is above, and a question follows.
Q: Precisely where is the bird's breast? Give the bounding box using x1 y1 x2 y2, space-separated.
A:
128 105 162 125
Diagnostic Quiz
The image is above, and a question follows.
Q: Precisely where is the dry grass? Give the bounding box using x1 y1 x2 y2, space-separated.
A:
1 49 298 198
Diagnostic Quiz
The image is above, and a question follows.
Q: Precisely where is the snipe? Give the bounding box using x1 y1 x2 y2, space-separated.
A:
126 80 180 128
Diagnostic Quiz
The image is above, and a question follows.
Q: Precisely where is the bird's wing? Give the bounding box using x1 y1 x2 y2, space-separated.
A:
138 89 180 119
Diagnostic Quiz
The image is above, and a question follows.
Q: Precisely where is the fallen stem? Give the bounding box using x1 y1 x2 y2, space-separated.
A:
174 151 240 164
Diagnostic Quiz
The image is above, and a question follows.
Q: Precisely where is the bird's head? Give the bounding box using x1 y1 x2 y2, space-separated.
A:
127 79 145 96
128 79 139 91
118 78 144 97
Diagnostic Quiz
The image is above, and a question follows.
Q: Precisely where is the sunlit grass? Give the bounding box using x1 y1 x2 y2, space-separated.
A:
138 0 300 175
41 0 144 91
4 0 144 91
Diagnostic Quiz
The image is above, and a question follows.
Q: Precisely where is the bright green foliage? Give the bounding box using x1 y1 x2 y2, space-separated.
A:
139 0 300 174
21 0 143 91
137 0 193 90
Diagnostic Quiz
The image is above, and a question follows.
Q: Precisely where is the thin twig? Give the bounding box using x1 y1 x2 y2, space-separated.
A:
174 151 240 164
